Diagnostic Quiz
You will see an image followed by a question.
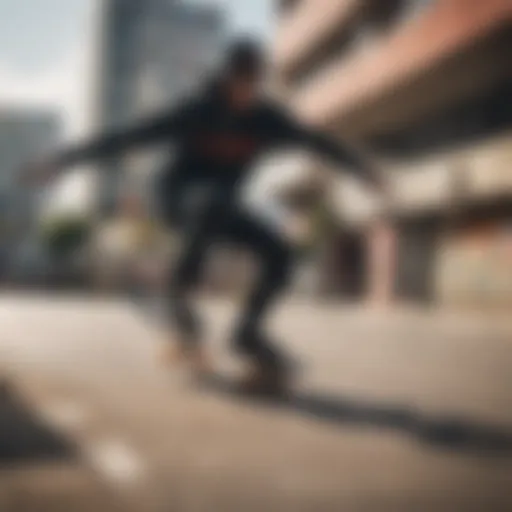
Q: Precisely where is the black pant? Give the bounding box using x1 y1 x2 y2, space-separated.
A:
165 187 293 361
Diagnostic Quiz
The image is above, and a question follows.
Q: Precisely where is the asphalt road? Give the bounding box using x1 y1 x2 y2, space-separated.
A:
0 293 511 511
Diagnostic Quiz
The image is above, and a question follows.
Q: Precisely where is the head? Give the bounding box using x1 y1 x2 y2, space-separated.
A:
222 38 266 109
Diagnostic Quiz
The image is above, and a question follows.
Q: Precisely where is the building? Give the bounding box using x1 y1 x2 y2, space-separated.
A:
0 106 61 279
92 0 224 214
274 0 512 308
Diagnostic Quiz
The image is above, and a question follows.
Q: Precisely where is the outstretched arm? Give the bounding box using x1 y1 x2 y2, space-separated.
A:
273 107 383 190
20 100 196 186
56 101 194 168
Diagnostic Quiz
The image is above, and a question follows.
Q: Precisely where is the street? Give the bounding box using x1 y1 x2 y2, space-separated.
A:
0 293 511 511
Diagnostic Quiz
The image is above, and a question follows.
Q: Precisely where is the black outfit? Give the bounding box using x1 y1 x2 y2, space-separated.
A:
58 83 375 366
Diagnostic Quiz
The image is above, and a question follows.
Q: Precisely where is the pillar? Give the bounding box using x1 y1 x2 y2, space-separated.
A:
366 220 397 307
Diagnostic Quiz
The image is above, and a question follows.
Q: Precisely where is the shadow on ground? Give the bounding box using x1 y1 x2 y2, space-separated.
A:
201 375 512 457
0 380 77 468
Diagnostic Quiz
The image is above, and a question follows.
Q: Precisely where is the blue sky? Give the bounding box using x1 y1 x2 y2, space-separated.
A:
0 0 274 135
0 0 274 75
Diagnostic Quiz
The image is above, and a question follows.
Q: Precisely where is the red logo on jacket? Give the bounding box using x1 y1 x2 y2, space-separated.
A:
194 134 260 162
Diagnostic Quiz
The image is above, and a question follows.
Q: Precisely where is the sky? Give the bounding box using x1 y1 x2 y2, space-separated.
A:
0 0 274 213
0 0 275 137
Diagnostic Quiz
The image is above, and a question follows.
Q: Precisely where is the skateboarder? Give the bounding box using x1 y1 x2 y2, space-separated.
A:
25 38 385 393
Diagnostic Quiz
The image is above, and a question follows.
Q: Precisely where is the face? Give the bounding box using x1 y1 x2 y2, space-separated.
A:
226 74 261 110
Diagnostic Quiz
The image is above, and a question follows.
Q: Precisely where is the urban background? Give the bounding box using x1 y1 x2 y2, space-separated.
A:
0 2 511 511
274 0 512 308
0 0 510 311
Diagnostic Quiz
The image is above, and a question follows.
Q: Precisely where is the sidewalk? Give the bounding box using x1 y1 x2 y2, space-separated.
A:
0 380 129 512
0 294 510 511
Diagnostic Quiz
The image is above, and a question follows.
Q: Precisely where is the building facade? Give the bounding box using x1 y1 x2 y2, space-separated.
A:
93 0 224 214
274 0 512 308
0 107 61 279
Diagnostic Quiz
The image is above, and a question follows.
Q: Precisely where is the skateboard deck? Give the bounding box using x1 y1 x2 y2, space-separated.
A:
191 371 293 402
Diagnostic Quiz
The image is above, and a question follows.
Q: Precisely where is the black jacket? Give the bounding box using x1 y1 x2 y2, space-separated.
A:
59 84 375 204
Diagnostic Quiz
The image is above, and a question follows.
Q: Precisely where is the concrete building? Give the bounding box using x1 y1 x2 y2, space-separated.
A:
93 0 224 214
0 106 61 279
274 0 512 308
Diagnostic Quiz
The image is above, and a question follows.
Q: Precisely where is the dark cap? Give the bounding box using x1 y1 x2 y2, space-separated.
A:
224 37 266 79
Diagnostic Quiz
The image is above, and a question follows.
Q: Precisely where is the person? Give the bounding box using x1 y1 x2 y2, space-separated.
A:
26 38 385 393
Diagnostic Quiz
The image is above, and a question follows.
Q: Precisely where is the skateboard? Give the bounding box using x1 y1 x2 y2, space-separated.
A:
192 370 293 402
161 348 291 399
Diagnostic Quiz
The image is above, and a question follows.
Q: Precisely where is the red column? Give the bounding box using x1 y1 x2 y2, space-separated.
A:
367 220 397 307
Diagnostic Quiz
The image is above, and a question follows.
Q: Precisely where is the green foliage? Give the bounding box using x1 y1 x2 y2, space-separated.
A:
42 216 91 259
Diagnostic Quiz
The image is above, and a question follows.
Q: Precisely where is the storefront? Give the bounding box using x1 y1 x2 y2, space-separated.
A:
435 204 512 308
388 131 512 308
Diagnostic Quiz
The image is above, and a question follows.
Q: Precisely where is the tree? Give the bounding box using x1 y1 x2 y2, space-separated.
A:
42 215 91 261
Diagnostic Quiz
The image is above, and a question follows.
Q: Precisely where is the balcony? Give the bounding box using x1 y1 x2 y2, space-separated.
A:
274 0 359 74
293 0 512 132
